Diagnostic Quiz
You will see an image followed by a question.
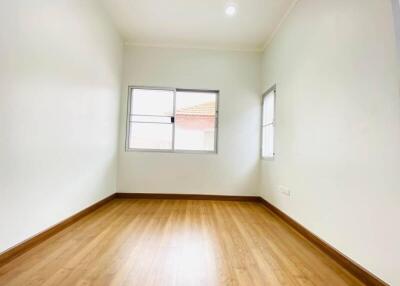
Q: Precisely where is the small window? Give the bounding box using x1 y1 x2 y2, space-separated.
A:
262 86 276 159
126 87 218 153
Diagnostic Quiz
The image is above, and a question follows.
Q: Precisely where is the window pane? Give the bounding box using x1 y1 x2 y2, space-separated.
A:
175 91 217 112
175 118 216 151
174 91 217 151
263 92 275 125
131 88 174 116
262 125 274 158
131 115 171 123
129 123 173 150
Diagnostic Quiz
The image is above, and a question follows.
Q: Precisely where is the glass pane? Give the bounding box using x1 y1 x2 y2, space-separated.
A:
131 88 174 116
175 118 216 151
175 91 217 112
174 91 217 151
129 123 172 150
262 125 274 158
131 115 171 123
263 92 275 125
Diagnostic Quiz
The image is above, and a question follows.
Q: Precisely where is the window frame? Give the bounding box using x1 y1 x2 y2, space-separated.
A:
261 85 277 160
125 86 219 154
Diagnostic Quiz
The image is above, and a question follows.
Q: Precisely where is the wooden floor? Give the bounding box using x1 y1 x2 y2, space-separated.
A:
0 199 364 286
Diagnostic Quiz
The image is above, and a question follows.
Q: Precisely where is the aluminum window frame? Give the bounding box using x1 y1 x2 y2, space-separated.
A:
261 85 277 160
126 86 219 154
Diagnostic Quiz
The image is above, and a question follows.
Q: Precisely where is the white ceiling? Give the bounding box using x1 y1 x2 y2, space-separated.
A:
100 0 296 51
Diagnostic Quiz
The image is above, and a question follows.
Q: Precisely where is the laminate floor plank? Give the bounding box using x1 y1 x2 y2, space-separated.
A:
0 199 364 286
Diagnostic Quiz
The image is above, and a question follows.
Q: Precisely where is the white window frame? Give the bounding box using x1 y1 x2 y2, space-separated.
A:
125 86 219 154
261 85 276 159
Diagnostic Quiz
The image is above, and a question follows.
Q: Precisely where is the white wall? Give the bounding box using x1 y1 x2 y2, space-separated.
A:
393 0 400 60
0 0 122 253
260 0 400 284
118 46 261 195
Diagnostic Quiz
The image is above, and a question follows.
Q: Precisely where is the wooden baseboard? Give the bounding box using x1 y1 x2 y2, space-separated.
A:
0 193 116 267
258 197 388 286
115 192 260 201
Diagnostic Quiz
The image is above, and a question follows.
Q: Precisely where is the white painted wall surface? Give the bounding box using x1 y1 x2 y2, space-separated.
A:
260 0 400 284
0 0 122 253
118 46 261 195
393 0 400 60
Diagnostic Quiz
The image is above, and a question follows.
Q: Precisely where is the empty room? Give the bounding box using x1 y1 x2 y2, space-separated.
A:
0 0 399 285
